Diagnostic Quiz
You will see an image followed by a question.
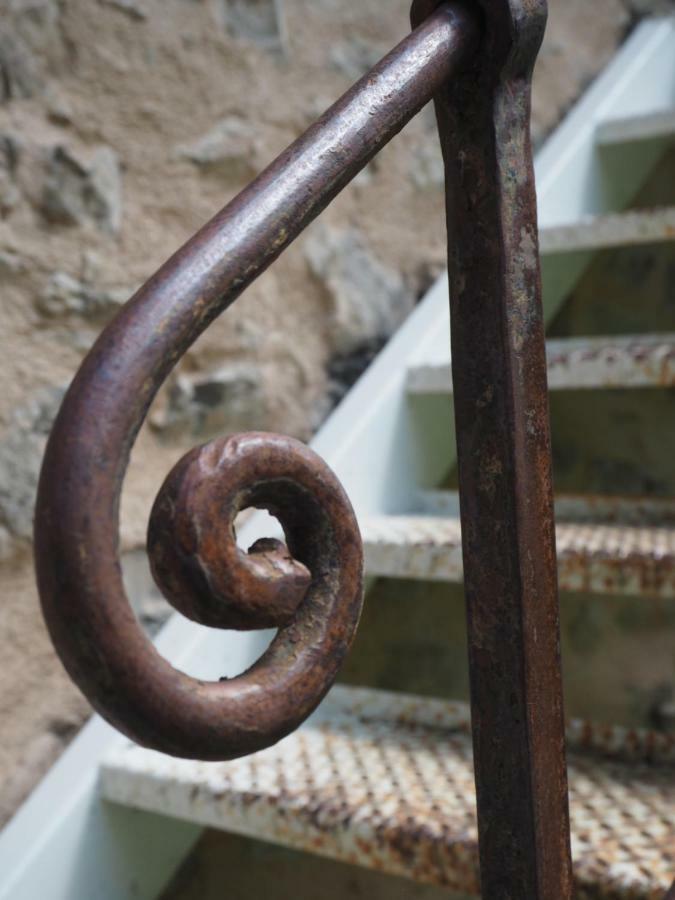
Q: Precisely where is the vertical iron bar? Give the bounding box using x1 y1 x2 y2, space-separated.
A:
412 0 574 895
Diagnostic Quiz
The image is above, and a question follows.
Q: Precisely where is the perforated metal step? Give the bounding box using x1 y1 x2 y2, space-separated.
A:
101 686 675 899
361 515 675 597
407 334 675 394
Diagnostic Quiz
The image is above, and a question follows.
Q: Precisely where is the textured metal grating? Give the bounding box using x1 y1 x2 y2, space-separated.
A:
361 515 675 597
406 334 675 394
101 686 675 899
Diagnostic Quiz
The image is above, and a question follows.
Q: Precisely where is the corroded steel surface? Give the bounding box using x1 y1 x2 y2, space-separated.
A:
149 433 337 631
556 522 675 597
361 514 675 597
415 0 573 889
34 4 480 759
101 686 675 899
407 334 675 393
551 493 675 527
545 334 675 389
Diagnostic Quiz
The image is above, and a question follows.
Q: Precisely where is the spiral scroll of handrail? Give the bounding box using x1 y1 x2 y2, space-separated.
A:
33 3 480 760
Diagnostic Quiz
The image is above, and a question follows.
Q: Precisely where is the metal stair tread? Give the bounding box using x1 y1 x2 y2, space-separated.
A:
407 333 675 394
416 490 675 527
540 207 675 254
596 109 675 146
101 685 675 899
361 514 675 596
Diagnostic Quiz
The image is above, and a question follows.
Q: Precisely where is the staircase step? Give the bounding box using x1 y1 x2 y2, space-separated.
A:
407 334 675 394
596 109 675 146
362 515 675 597
417 490 675 527
539 207 675 255
101 685 675 899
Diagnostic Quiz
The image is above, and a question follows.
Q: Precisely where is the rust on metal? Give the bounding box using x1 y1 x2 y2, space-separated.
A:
544 334 675 389
101 686 675 899
148 433 323 631
411 0 574 895
360 513 675 598
34 3 480 760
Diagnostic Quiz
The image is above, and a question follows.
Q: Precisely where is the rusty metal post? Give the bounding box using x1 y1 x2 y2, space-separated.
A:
411 0 574 896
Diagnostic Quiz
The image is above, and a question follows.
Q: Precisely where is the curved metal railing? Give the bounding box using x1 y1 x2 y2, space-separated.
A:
33 0 585 895
34 2 478 760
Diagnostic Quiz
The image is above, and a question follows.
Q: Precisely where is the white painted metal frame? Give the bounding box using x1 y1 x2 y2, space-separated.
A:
1 13 673 900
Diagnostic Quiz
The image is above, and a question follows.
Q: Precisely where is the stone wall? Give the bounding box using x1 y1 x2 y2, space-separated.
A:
0 0 667 828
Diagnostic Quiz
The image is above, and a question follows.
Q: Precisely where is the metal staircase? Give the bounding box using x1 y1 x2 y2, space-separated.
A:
1 11 674 900
102 686 675 897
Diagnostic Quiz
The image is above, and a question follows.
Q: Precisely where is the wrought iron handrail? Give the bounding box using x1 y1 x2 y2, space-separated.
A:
35 0 476 758
34 0 586 895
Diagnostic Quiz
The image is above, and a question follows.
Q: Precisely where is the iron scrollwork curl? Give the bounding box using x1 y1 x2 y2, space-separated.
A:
33 3 479 760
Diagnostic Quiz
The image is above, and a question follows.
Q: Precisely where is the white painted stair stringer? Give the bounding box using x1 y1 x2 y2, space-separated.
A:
1 14 673 900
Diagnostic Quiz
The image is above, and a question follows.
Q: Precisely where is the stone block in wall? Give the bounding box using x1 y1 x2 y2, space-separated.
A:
43 84 74 126
0 386 65 549
99 0 148 20
305 224 412 356
41 145 122 233
150 363 267 439
330 37 384 80
0 0 67 102
0 33 42 102
174 117 259 179
221 0 285 50
35 271 129 319
0 249 27 277
0 134 22 215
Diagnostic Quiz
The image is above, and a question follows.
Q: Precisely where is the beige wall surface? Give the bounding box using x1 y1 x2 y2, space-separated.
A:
0 0 668 834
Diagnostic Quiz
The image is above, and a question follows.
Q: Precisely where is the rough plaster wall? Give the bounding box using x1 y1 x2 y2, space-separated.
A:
0 0 668 839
